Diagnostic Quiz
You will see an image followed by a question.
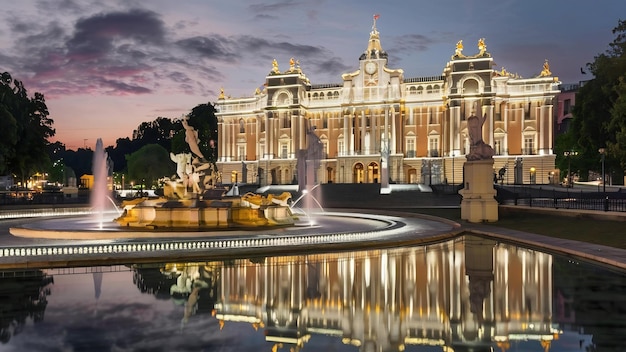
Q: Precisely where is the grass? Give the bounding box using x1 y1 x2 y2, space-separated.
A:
405 207 626 250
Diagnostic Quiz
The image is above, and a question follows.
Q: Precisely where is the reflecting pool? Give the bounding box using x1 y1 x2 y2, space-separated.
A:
1 235 625 352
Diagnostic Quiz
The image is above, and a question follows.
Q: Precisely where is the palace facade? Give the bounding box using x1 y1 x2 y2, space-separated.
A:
215 21 560 186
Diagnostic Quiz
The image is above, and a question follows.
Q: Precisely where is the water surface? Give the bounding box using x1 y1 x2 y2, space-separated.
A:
1 235 624 352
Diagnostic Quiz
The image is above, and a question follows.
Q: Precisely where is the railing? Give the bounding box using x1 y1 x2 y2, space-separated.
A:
495 185 626 212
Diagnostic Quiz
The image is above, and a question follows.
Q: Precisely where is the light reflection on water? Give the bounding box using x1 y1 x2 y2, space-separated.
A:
0 235 625 352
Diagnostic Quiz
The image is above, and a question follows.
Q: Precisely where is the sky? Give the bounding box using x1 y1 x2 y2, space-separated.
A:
0 0 623 150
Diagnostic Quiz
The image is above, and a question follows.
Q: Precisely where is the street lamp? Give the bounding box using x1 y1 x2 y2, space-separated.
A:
599 148 606 193
563 151 578 188
530 167 536 184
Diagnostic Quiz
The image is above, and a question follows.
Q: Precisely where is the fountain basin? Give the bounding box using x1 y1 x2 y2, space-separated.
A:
115 194 295 230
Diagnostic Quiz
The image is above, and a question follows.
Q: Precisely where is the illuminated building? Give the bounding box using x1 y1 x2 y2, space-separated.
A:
215 19 560 186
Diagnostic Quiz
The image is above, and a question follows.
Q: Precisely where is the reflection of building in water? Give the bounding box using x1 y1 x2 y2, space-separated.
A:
0 269 54 344
214 236 558 351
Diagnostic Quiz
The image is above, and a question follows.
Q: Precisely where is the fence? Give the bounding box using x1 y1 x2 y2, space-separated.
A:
495 185 626 212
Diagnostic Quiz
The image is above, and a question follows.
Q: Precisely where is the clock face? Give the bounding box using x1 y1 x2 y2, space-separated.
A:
365 61 377 75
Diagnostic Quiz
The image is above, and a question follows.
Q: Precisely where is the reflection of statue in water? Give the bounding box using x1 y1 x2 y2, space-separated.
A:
466 108 494 161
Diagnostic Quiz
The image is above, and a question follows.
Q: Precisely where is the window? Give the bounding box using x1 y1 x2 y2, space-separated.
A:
429 137 439 157
237 145 246 161
239 119 245 133
338 139 345 156
524 137 535 155
280 143 288 159
563 99 571 115
406 138 415 157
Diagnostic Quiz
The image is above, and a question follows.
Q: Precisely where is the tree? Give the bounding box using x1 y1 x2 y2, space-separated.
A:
126 144 174 189
108 117 181 173
0 72 55 182
568 20 626 183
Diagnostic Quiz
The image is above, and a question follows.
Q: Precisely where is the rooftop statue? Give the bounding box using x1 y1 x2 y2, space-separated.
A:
271 59 280 74
466 109 494 161
539 59 551 77
477 38 487 55
455 40 464 57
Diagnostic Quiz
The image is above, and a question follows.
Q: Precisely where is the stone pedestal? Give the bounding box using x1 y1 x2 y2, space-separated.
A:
459 159 498 223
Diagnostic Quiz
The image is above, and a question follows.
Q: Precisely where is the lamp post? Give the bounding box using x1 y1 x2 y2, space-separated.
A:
563 151 578 188
530 167 536 184
599 148 606 193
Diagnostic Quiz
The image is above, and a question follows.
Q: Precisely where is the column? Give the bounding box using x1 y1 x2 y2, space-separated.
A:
391 106 397 154
217 121 224 162
360 111 366 154
343 112 349 156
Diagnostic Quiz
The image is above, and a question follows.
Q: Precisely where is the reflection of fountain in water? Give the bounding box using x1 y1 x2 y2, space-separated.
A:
91 138 110 230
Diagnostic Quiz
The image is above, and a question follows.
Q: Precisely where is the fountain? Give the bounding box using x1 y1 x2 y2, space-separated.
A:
114 116 295 229
291 123 324 225
91 138 111 229
6 116 456 248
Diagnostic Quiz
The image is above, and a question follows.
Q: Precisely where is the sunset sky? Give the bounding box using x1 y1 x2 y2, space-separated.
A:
1 0 622 150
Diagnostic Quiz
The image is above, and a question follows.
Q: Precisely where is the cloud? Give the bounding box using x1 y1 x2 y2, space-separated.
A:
248 0 304 14
391 33 436 54
66 9 165 60
175 35 239 61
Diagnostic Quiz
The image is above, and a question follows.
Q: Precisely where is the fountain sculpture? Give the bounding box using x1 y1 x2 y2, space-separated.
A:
114 116 295 229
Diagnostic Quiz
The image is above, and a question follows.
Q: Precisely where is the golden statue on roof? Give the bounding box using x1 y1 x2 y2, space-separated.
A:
455 40 464 57
271 59 280 74
478 38 487 55
218 87 225 100
540 59 552 77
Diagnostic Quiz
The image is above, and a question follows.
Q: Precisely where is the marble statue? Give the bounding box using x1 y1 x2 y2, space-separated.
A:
466 111 494 161
182 117 205 160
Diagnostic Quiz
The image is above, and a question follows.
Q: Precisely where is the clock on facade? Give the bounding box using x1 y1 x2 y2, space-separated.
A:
364 61 378 75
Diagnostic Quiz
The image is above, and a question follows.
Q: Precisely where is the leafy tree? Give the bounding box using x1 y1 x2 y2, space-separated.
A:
126 144 174 189
568 19 626 183
132 116 181 150
0 72 55 182
109 117 181 173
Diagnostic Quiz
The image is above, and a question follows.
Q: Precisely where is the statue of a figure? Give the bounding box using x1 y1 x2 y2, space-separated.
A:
182 117 205 160
466 110 494 161
272 59 280 74
540 59 551 77
477 38 486 55
455 40 464 57
171 152 192 180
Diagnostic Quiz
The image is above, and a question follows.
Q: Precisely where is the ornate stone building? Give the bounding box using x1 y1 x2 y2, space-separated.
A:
215 20 560 186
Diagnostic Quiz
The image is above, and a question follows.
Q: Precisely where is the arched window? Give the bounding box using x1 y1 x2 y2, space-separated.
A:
239 119 245 133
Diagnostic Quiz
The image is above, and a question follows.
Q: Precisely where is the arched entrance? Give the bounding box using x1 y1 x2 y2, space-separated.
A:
368 162 379 183
353 163 364 183
407 168 417 183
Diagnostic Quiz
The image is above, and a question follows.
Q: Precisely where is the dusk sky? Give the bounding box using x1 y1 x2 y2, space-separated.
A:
1 1 623 150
